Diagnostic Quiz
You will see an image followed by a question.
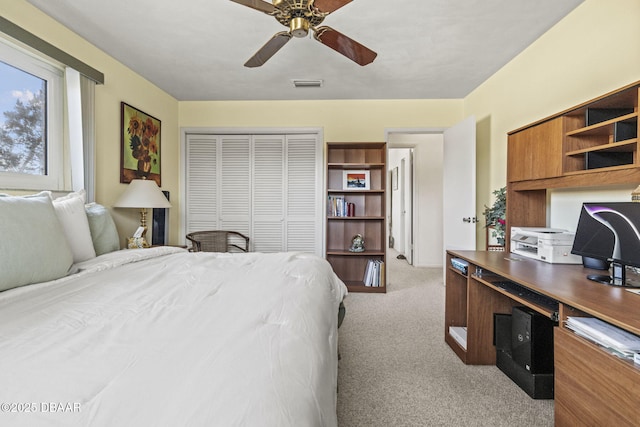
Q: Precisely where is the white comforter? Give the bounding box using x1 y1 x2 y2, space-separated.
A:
0 248 347 427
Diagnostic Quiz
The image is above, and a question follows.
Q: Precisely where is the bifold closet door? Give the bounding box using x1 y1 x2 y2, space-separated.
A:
185 132 321 255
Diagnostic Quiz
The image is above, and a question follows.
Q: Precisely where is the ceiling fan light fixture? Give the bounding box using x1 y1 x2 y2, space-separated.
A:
290 17 310 37
292 79 324 88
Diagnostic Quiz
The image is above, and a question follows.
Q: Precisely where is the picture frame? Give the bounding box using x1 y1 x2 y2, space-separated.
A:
120 102 161 186
343 170 370 190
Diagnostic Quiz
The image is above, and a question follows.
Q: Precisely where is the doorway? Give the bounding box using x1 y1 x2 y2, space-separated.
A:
388 149 413 263
387 131 445 268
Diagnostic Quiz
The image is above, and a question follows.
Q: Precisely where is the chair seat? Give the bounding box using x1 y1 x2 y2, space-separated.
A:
186 230 249 253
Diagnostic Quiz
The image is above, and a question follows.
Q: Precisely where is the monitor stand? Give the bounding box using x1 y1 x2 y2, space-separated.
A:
587 274 615 285
586 262 640 287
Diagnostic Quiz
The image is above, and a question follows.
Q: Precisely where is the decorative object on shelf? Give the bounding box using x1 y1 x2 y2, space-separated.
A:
121 102 161 186
343 170 370 190
127 236 147 249
114 178 172 248
483 186 506 247
349 234 365 252
632 185 640 202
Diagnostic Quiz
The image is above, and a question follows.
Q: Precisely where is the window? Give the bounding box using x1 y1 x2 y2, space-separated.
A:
0 38 63 190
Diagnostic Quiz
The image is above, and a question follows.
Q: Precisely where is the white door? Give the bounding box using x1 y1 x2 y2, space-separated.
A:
443 115 477 255
403 153 414 264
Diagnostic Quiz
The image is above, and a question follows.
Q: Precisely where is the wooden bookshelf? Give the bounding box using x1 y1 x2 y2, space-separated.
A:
326 142 386 293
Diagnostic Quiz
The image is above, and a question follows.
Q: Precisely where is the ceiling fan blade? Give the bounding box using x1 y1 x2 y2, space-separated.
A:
314 26 377 66
312 0 353 13
244 32 293 67
229 0 277 14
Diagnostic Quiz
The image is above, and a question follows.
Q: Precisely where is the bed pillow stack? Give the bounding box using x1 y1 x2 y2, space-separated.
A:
0 190 122 292
0 192 74 291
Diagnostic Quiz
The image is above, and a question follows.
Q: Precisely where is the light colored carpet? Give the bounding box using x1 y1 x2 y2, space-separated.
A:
336 250 554 426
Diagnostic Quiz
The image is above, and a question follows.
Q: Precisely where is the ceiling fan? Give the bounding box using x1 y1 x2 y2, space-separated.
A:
230 0 377 67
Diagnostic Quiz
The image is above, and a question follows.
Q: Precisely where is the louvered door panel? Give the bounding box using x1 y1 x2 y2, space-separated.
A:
253 221 284 252
185 134 218 233
220 136 251 236
253 135 285 251
286 135 319 253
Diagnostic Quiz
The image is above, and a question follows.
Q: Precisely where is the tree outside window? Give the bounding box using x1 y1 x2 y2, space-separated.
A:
0 61 46 176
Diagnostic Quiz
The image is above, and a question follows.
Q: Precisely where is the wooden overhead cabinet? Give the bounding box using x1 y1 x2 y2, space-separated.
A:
507 117 563 182
506 81 640 246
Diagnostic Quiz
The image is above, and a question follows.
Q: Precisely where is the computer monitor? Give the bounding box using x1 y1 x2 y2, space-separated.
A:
571 202 640 287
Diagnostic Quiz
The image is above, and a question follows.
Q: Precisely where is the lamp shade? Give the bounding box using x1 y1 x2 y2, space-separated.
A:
113 179 171 209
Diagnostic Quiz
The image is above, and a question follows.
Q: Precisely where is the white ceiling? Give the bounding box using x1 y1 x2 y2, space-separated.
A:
26 0 584 101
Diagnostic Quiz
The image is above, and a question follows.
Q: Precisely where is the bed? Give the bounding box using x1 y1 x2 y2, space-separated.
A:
0 191 347 426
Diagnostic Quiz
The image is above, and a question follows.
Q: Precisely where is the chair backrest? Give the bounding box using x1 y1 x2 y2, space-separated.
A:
186 230 249 253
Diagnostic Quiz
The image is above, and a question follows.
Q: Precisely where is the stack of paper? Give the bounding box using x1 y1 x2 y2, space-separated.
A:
566 317 640 359
449 326 467 350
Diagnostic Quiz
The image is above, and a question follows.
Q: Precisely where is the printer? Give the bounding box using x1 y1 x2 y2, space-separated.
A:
510 227 582 264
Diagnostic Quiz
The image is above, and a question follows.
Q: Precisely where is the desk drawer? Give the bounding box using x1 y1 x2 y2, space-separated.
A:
555 327 640 426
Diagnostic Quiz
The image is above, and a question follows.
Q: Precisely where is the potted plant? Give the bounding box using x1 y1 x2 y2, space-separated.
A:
483 186 506 247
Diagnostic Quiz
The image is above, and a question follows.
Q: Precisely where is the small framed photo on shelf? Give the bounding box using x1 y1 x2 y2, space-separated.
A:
343 170 370 190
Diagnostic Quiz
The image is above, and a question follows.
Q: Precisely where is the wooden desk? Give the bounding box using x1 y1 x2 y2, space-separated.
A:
445 250 640 426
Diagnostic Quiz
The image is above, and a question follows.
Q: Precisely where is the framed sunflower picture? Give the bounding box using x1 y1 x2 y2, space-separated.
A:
120 102 161 186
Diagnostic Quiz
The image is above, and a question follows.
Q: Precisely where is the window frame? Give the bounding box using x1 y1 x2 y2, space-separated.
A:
0 37 64 191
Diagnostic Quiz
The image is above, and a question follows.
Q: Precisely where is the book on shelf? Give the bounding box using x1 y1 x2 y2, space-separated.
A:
327 195 355 217
363 259 385 287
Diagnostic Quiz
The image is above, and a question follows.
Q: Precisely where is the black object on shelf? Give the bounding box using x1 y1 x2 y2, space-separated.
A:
613 119 637 142
585 107 634 126
585 151 633 170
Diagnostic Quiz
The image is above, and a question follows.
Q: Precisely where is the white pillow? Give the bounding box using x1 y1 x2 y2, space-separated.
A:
52 190 96 263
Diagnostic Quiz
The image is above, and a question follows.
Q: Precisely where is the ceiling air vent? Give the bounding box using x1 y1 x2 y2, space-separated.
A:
292 79 323 88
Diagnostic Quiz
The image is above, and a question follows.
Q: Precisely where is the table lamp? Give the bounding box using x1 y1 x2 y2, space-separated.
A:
114 178 171 247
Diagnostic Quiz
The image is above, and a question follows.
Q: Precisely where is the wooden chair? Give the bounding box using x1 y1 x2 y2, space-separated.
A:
186 230 250 253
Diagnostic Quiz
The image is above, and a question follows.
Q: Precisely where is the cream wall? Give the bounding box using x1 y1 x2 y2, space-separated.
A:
179 100 463 140
465 0 640 246
2 0 180 245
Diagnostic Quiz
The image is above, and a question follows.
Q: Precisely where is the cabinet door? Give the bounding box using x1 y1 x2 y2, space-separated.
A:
555 327 640 426
507 118 563 182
